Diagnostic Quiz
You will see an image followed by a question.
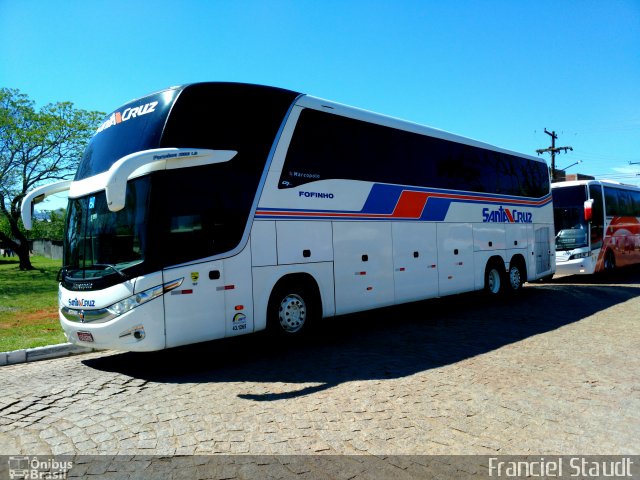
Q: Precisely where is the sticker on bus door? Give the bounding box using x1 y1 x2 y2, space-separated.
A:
232 313 247 331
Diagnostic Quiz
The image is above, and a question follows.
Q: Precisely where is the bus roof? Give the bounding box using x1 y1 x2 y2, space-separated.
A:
100 81 546 172
552 179 640 190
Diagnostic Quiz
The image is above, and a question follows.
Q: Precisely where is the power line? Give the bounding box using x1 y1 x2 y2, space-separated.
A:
569 150 637 162
558 118 640 135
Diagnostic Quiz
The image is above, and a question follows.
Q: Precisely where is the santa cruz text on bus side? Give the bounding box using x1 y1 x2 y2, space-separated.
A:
482 206 532 223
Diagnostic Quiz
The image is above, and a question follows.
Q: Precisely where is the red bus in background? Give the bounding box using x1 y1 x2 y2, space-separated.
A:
553 179 640 275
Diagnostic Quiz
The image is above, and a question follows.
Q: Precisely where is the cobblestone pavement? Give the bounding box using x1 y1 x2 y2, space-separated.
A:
1 269 638 464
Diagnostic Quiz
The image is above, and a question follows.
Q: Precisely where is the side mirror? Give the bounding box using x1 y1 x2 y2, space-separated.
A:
584 199 594 222
21 180 72 230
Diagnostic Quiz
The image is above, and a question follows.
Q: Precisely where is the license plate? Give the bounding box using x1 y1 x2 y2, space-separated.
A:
77 331 94 343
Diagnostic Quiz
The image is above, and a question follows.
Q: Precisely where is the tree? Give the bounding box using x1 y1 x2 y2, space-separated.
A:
31 209 67 242
0 87 103 269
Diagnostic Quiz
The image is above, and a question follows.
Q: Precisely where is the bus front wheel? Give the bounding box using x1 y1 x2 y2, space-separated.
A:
603 250 616 272
267 281 318 336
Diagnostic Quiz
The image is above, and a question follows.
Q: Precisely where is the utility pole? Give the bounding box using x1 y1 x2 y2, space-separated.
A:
536 129 573 181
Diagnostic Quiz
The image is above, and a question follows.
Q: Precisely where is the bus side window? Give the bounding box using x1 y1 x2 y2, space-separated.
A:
604 187 619 216
281 109 549 198
588 184 604 250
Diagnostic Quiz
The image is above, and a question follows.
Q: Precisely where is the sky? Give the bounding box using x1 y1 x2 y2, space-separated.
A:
1 0 640 210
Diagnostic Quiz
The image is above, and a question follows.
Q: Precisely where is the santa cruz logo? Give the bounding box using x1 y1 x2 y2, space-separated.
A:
68 298 96 308
96 100 159 134
482 206 532 223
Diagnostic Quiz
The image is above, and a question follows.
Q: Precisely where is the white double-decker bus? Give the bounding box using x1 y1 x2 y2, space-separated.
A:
553 179 640 275
22 83 554 351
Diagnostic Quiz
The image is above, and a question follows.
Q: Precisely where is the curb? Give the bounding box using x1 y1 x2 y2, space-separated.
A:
0 343 95 367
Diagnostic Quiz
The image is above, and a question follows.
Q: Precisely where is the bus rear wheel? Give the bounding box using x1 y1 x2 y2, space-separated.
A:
507 261 525 292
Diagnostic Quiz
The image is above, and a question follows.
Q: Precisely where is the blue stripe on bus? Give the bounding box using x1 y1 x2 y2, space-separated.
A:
256 183 552 221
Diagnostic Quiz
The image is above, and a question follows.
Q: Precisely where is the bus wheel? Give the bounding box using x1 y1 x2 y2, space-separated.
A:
604 250 616 272
267 283 317 336
484 262 504 296
507 261 525 292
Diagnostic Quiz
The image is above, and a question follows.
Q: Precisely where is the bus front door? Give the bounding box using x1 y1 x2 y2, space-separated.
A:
163 261 226 348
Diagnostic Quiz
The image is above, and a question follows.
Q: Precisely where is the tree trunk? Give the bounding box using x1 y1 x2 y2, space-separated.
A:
0 230 34 270
1 198 34 270
16 239 33 270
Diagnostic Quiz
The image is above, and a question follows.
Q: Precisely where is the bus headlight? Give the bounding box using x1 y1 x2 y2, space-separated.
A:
569 252 590 260
106 278 183 317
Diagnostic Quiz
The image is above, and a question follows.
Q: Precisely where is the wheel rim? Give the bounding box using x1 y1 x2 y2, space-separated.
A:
510 266 522 290
278 293 307 333
487 269 501 294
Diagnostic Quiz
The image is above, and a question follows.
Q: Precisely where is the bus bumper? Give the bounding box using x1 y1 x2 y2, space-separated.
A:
554 254 597 276
60 298 166 352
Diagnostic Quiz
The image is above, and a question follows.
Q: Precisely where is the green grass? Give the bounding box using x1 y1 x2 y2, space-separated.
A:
0 255 66 352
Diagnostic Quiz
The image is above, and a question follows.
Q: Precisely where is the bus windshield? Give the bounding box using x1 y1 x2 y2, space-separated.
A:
553 185 588 251
64 177 151 281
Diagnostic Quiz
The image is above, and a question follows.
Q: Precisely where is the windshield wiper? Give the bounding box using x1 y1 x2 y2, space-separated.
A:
92 263 131 280
59 263 131 280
